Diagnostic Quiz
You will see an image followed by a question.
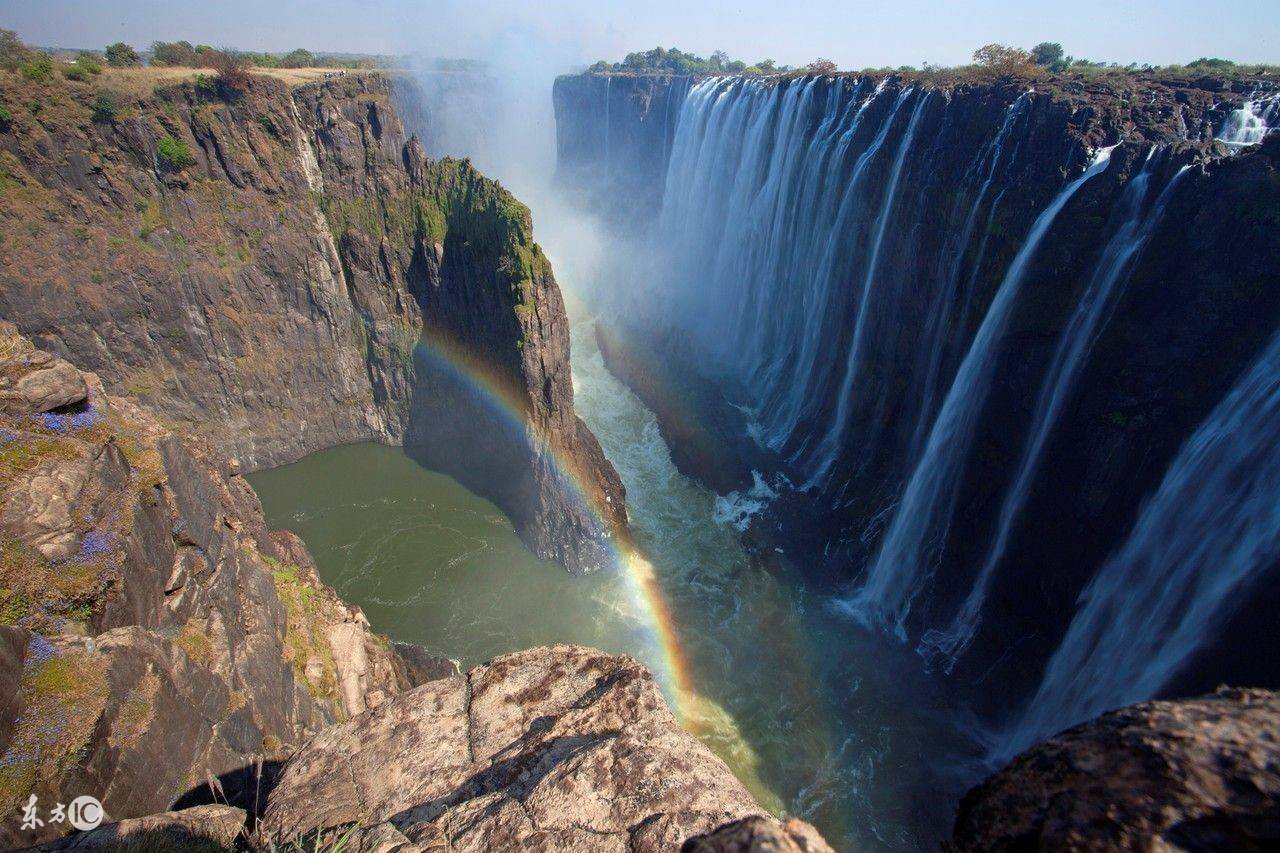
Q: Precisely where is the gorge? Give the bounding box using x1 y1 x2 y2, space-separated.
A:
0 27 1278 853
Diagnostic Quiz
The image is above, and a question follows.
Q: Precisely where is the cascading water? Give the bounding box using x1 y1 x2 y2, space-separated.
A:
806 92 932 486
917 150 1192 671
842 144 1117 637
999 330 1280 760
1218 94 1279 147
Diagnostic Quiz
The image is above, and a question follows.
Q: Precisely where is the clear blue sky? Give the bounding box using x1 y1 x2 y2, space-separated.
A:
3 0 1276 69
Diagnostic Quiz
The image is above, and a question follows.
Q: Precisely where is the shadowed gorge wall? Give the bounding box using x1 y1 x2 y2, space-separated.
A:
0 71 623 573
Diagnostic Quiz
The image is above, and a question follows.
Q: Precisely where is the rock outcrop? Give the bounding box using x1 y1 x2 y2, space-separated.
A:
950 688 1280 851
0 329 447 847
0 68 623 573
263 645 808 851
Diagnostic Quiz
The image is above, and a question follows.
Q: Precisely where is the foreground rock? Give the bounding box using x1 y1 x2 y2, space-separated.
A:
35 804 244 850
682 815 835 852
0 330 446 847
950 688 1280 851
264 645 809 850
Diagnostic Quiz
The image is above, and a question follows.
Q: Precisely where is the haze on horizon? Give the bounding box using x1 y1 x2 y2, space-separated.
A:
4 0 1277 71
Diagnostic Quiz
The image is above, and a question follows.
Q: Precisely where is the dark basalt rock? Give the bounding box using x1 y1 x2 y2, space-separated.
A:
949 688 1280 851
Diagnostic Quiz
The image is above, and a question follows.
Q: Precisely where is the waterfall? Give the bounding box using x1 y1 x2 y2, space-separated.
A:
806 92 933 486
839 145 1118 638
1217 94 1279 147
918 152 1191 671
905 93 1032 466
998 331 1280 761
657 77 944 472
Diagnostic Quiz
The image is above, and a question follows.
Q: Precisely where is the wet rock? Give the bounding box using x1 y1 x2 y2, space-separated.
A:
263 645 793 851
949 688 1280 851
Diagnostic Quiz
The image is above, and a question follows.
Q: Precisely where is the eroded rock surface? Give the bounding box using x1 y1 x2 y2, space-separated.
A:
0 331 442 847
682 815 835 852
949 687 1280 851
264 645 790 851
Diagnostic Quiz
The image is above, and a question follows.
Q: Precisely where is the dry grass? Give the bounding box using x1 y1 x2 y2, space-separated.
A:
94 65 373 96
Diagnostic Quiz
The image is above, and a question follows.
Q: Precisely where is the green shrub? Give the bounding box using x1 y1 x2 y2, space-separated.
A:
91 91 121 123
105 42 141 67
75 52 103 74
62 63 90 82
0 104 11 129
156 134 195 171
20 52 54 82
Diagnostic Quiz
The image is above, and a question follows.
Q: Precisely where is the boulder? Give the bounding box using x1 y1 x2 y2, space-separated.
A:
0 346 88 417
263 645 790 851
949 687 1280 851
682 815 835 852
35 804 245 850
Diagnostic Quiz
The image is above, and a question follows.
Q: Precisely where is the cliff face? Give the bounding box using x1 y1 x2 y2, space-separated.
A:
0 327 443 847
552 73 689 227
555 69 1280 713
0 70 623 573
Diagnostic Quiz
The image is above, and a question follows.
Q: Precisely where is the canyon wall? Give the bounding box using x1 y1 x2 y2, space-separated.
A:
0 70 623 573
555 70 1280 733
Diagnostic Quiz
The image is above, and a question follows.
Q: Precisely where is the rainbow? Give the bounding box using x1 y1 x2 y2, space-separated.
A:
409 328 698 715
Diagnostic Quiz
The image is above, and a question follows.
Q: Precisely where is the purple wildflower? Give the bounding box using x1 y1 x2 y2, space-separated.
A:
0 428 16 442
39 412 67 431
26 634 55 667
76 531 113 563
69 407 101 430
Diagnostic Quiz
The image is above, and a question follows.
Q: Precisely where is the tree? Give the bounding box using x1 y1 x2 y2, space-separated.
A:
105 42 141 67
0 29 31 71
280 48 315 68
972 44 1036 76
807 58 838 74
206 49 252 93
1031 42 1064 66
151 40 198 66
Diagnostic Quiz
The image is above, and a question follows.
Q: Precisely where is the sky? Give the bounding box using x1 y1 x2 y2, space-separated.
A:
3 0 1276 70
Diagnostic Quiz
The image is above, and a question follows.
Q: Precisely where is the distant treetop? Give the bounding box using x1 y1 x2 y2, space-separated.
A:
588 47 795 76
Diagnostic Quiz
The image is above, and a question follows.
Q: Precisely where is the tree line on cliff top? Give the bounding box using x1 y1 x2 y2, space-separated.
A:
588 42 1278 79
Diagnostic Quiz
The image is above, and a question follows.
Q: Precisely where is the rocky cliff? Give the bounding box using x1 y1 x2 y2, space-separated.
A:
0 69 623 574
0 331 824 850
0 326 444 847
555 68 1280 715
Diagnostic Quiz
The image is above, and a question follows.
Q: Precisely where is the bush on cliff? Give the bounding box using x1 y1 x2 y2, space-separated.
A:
156 134 194 172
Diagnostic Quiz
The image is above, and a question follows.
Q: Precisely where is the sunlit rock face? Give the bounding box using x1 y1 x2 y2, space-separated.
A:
263 644 816 851
555 69 1280 728
0 71 623 573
